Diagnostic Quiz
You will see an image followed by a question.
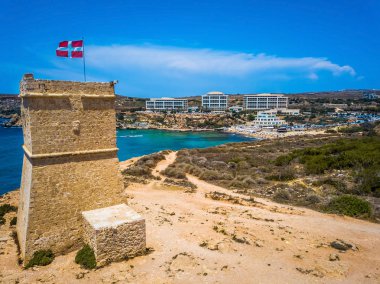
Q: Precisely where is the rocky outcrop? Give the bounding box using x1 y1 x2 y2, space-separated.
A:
117 112 245 130
1 114 21 127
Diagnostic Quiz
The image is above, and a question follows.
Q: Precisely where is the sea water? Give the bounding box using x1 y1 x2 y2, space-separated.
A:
0 127 254 194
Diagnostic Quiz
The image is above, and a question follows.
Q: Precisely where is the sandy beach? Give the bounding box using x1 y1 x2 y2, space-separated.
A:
225 127 330 140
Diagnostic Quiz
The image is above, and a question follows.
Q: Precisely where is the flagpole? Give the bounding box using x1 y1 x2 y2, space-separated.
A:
82 37 87 82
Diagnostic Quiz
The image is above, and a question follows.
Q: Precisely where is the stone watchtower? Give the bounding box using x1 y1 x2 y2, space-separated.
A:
17 74 125 262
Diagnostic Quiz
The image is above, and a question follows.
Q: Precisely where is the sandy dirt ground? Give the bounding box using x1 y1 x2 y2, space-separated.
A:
0 152 379 283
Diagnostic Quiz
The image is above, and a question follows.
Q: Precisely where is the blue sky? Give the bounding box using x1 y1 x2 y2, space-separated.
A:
0 0 379 97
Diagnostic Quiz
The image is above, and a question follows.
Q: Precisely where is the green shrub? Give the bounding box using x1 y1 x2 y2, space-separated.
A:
228 179 249 189
303 155 331 174
10 217 17 226
325 129 337 133
356 169 380 196
305 194 321 205
0 204 17 217
161 167 187 179
274 154 294 166
278 137 380 181
188 165 204 176
0 204 17 226
75 245 96 269
25 249 54 268
273 189 291 203
200 170 219 180
135 152 166 168
338 126 364 133
314 178 347 192
325 195 373 218
275 136 380 174
123 165 153 178
266 168 295 181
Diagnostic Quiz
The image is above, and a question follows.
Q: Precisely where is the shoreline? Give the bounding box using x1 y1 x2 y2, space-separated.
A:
118 125 334 140
117 126 217 132
224 127 329 140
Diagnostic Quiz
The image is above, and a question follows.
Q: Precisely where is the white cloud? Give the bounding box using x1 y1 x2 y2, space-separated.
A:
42 44 357 97
308 73 319 80
85 44 356 78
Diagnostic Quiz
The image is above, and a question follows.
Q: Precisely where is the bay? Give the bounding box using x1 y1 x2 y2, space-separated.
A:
0 127 254 194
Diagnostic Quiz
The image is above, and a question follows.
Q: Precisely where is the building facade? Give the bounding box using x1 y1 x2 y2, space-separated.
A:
146 98 188 111
363 92 380 100
202 91 228 111
252 110 285 127
277 108 300 115
187 106 199 113
244 94 288 110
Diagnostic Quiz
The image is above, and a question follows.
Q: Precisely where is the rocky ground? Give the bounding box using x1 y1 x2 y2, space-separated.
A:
0 152 379 283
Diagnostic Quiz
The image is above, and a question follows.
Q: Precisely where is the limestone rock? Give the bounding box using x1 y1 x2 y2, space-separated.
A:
82 204 146 266
330 239 358 251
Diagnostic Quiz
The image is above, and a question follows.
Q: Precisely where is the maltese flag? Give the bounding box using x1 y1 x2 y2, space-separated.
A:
56 40 84 58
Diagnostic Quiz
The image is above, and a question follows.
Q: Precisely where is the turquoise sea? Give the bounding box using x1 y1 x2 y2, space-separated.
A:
0 126 254 194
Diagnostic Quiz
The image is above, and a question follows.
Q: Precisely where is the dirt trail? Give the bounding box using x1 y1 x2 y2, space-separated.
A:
152 151 177 178
1 152 379 283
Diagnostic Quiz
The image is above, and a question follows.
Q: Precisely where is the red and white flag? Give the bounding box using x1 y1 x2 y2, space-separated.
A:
56 40 84 58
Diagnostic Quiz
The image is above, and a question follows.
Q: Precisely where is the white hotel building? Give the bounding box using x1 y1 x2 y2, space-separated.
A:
252 110 285 127
202 91 229 111
244 94 288 110
145 97 188 111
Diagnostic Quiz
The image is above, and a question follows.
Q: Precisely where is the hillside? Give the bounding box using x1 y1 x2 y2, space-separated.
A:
1 141 379 283
165 132 380 220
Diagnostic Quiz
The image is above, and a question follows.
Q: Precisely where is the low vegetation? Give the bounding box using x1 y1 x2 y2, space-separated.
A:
163 178 197 190
25 249 54 269
122 151 169 183
163 132 379 221
273 189 292 203
75 245 96 269
275 137 380 197
171 135 342 190
10 216 17 226
324 195 373 218
161 165 187 179
266 168 295 181
337 123 378 135
0 204 17 225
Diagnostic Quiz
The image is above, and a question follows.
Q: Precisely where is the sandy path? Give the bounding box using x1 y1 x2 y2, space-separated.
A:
152 151 177 178
1 152 379 283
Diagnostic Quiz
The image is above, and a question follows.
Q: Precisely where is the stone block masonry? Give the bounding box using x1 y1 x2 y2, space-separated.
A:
82 204 146 266
17 74 125 263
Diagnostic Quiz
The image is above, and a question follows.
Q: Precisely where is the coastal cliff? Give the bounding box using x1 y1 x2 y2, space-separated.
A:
116 112 246 130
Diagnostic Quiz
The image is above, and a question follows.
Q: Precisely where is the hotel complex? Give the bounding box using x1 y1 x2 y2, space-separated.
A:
244 94 288 110
202 91 229 111
146 97 188 111
144 93 294 116
252 110 285 127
